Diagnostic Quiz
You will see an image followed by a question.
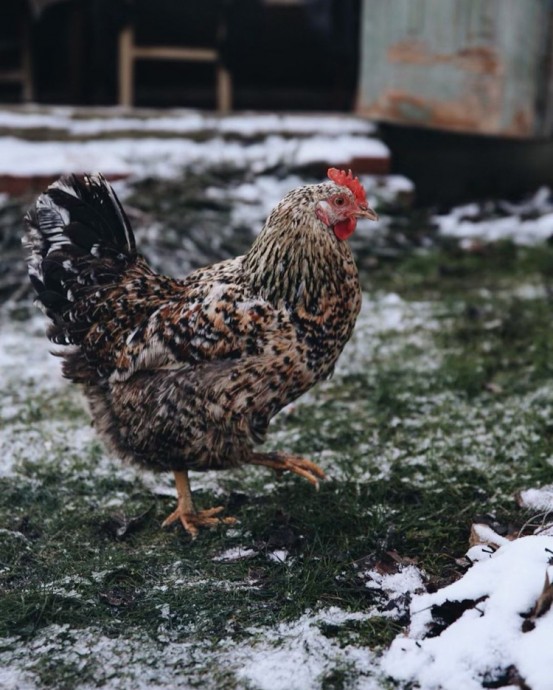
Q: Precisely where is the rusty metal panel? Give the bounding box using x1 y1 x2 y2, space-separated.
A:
357 0 552 137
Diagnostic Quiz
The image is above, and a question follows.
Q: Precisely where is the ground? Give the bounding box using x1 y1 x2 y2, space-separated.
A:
1 108 553 690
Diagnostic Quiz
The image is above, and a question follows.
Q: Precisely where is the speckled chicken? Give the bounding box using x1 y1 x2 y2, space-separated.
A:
23 169 377 537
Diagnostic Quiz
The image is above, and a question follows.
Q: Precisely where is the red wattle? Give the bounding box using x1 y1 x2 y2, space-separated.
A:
333 217 357 241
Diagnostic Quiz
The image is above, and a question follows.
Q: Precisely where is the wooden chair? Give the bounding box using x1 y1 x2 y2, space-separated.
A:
117 2 232 111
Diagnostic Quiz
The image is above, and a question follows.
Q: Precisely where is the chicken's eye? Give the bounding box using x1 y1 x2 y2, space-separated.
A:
334 196 345 207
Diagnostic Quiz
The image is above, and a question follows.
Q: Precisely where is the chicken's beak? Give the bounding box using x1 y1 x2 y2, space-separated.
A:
355 205 379 222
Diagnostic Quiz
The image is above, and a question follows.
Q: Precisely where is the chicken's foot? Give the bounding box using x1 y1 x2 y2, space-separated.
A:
248 451 326 488
162 470 236 538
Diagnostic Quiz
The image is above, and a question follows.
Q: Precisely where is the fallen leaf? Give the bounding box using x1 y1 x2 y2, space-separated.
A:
521 571 553 632
101 507 153 539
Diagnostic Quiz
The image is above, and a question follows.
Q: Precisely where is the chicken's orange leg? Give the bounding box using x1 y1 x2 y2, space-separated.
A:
248 451 326 488
162 470 236 538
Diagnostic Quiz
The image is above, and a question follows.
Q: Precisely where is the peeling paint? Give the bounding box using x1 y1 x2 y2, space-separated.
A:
358 0 552 138
360 89 523 137
387 41 503 76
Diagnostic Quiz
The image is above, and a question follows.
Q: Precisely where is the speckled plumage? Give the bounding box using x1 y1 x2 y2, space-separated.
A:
23 173 373 532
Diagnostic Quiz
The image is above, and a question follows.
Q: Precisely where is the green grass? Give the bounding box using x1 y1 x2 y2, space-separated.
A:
3 241 553 688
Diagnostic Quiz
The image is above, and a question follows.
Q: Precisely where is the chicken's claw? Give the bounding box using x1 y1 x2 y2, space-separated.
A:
162 505 237 539
163 470 236 538
249 451 326 488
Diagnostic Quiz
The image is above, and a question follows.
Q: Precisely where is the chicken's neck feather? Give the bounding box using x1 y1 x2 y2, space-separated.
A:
243 196 357 313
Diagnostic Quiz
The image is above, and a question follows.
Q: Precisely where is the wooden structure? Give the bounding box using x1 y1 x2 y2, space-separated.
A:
357 0 553 138
117 6 232 112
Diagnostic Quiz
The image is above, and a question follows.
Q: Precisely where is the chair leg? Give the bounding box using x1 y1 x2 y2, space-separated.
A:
20 7 34 102
118 25 135 107
216 63 232 113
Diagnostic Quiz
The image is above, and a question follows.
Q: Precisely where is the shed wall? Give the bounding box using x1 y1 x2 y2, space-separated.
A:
357 0 553 137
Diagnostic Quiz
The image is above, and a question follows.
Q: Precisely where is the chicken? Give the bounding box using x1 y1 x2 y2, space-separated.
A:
23 168 378 537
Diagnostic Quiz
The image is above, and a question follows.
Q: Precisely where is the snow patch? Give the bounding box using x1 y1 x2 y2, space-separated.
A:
0 608 386 690
0 129 387 180
212 547 257 562
233 608 383 690
518 485 553 513
364 564 425 599
383 535 553 690
0 107 375 137
435 187 553 245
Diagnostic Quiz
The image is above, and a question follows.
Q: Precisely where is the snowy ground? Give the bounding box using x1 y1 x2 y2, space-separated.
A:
0 298 430 690
3 299 553 690
2 107 553 690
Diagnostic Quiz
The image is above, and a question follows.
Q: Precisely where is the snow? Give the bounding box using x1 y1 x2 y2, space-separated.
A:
207 173 393 235
470 523 510 548
212 547 258 562
360 292 422 333
518 486 553 513
0 107 375 137
0 133 387 179
0 608 386 690
0 315 64 394
364 565 425 600
0 316 73 476
360 173 414 204
232 608 383 690
267 549 289 563
435 187 553 245
335 292 439 377
0 107 385 181
294 135 388 166
383 535 553 690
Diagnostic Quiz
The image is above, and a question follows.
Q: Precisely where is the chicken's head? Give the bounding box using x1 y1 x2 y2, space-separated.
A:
314 168 378 241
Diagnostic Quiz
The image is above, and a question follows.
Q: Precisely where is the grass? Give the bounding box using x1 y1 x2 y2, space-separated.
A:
3 234 553 688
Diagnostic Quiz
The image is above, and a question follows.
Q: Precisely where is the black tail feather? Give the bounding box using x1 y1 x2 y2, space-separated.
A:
23 173 137 332
47 181 135 255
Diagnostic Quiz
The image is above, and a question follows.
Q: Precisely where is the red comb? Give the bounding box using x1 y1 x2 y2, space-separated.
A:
327 168 367 205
